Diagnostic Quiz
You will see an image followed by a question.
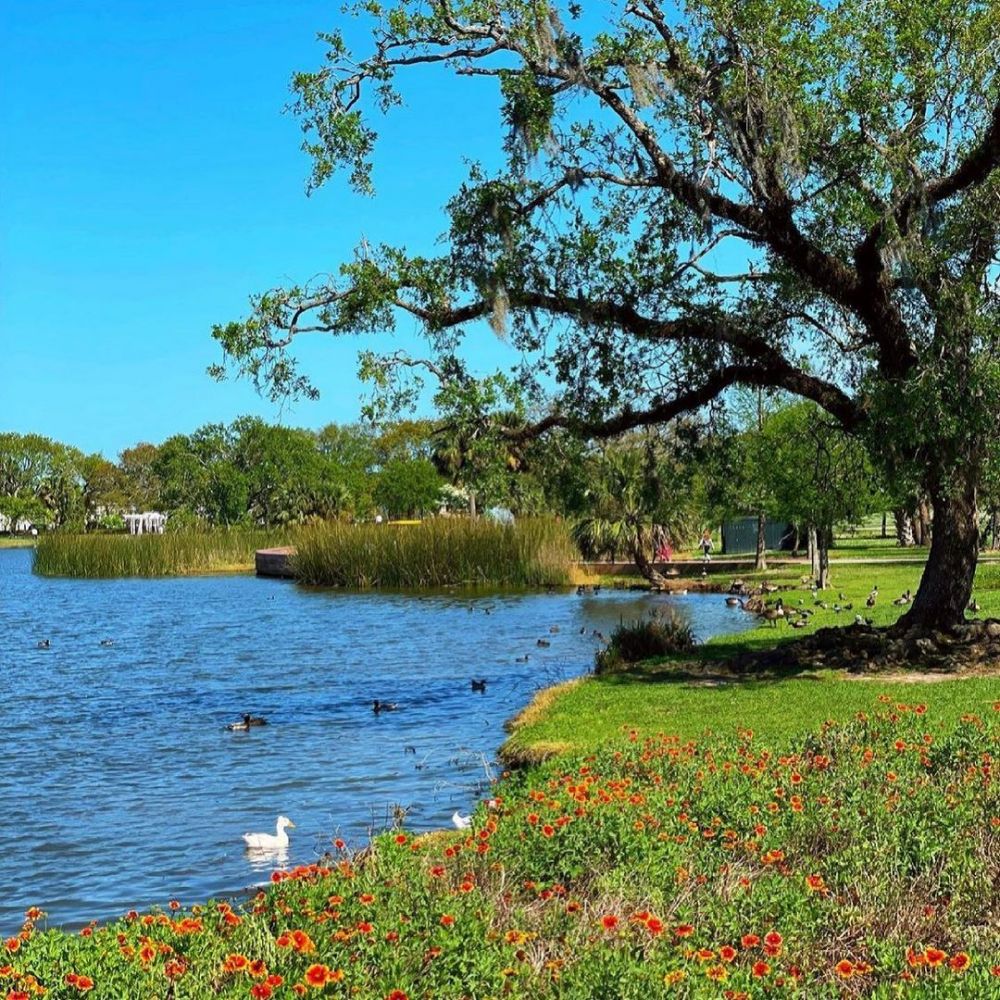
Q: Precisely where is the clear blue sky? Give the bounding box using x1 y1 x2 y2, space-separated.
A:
1 1 515 458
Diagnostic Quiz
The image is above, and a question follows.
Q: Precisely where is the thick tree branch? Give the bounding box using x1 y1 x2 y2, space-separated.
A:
507 360 862 443
928 96 1000 205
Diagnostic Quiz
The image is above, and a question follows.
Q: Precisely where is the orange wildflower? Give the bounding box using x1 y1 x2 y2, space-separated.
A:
925 947 948 967
949 953 971 973
304 964 332 988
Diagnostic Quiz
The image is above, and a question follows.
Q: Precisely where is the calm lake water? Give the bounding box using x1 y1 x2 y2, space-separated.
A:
0 548 753 932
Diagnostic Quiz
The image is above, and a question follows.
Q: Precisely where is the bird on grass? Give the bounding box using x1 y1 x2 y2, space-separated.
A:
761 600 786 626
227 714 267 731
372 700 398 714
968 598 981 613
866 585 879 608
452 811 472 830
243 816 294 850
892 590 912 606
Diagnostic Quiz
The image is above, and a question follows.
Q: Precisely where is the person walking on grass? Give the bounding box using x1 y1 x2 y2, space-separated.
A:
700 530 713 563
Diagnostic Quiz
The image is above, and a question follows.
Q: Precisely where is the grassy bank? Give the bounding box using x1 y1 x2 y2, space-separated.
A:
292 518 575 588
33 529 295 578
504 558 1000 762
4 691 998 998
0 537 35 548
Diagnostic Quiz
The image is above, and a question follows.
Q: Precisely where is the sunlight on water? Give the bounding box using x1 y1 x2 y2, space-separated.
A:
0 548 753 931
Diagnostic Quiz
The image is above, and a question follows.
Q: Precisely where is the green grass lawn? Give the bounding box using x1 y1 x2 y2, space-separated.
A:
503 672 1000 762
505 558 1000 762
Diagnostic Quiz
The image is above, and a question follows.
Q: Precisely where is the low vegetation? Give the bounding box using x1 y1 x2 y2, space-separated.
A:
4 693 998 998
291 517 575 589
32 529 294 578
595 611 696 674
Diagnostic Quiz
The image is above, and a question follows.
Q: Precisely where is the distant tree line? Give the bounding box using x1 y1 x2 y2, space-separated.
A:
8 404 995 573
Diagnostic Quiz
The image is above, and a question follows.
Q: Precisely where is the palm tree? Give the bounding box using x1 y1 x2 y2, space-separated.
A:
573 443 695 588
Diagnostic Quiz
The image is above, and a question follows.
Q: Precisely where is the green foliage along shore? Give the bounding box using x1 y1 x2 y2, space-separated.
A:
291 518 575 588
33 529 294 578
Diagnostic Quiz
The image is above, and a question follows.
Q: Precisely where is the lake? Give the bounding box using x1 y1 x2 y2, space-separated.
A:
0 547 753 932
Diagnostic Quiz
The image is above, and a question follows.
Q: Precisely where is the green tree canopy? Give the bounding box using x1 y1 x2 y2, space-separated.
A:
373 457 444 518
213 0 1000 630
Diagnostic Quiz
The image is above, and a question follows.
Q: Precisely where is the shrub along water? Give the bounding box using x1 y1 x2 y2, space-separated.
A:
595 610 696 674
33 529 294 578
292 517 574 588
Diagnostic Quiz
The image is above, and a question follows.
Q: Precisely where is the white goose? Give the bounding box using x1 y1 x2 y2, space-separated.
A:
242 815 295 850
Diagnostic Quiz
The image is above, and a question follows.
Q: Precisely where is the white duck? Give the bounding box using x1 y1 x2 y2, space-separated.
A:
242 815 295 850
452 811 472 830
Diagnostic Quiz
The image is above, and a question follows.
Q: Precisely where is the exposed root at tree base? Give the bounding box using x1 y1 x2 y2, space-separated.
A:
727 619 1000 676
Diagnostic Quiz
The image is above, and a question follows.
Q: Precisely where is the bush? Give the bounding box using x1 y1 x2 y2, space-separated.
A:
596 611 696 673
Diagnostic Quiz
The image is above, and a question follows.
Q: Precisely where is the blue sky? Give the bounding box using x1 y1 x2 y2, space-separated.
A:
1 1 518 457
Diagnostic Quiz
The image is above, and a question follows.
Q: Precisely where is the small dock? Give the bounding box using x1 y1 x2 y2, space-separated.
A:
255 547 295 579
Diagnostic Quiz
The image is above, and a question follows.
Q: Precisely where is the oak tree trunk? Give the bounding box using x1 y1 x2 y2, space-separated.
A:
900 472 979 631
894 508 915 547
808 525 819 580
754 511 767 571
817 525 831 590
916 500 932 547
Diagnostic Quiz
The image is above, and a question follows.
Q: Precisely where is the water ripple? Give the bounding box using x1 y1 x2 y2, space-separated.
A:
0 548 753 931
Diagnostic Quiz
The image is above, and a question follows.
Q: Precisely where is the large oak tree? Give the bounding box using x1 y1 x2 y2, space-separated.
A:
213 0 1000 630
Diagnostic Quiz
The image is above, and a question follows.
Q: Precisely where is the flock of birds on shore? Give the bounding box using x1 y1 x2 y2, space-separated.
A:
725 576 982 627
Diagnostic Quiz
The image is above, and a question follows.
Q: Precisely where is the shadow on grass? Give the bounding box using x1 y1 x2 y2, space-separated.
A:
595 623 860 685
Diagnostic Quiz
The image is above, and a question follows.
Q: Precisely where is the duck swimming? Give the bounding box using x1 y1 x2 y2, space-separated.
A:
372 699 398 714
99 638 114 647
242 815 294 850
470 678 487 692
227 714 267 731
37 639 50 650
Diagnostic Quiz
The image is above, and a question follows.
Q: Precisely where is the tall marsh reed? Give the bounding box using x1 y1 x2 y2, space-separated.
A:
292 517 574 588
33 529 294 578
